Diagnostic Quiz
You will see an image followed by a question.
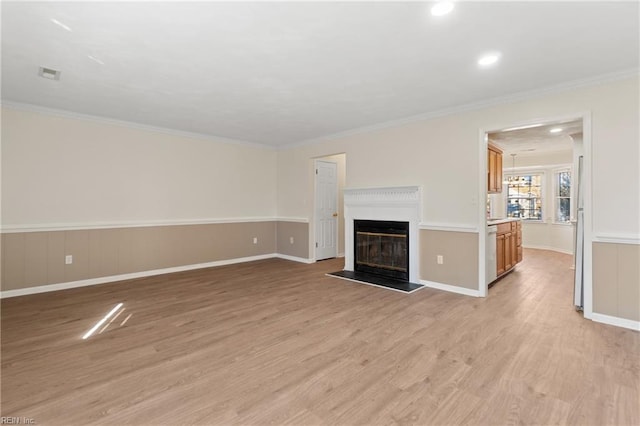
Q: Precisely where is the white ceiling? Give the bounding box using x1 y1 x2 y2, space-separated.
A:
489 119 583 156
2 1 638 147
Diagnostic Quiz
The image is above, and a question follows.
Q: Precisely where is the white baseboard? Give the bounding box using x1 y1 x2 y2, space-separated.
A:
420 280 481 297
591 313 640 331
522 244 573 255
275 254 315 264
1 254 280 299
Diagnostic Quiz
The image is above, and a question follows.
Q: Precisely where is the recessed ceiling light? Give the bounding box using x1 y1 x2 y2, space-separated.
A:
478 52 501 67
431 1 455 17
50 18 72 32
550 128 563 133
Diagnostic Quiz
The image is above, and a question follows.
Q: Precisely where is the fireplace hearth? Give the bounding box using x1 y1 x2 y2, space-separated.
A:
354 220 409 281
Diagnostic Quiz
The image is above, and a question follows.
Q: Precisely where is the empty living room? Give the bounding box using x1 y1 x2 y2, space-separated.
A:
1 2 639 425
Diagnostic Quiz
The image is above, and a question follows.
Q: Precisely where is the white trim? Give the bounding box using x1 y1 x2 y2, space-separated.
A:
327 274 426 294
582 112 593 319
337 252 345 258
0 254 277 299
420 280 482 298
343 186 422 202
478 130 489 297
591 313 640 332
275 254 315 264
275 217 310 223
1 217 279 233
282 69 638 150
1 101 273 150
522 244 573 255
553 167 572 224
593 234 640 245
419 223 479 233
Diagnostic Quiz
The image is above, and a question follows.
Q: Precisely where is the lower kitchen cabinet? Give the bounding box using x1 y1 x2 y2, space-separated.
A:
496 220 522 278
497 233 505 276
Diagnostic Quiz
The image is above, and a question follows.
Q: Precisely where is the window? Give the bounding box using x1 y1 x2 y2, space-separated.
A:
555 170 571 223
505 174 543 220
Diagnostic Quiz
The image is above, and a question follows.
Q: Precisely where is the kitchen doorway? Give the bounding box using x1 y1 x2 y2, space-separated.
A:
479 114 592 319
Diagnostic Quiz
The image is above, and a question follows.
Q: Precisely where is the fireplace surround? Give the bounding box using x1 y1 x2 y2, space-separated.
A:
344 186 421 283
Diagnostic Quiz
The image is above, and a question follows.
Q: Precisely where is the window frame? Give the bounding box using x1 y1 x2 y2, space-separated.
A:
553 167 572 225
503 169 545 223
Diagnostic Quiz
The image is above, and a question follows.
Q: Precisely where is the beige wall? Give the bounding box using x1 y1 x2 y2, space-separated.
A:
593 242 640 322
420 230 479 290
1 222 277 291
1 107 278 227
276 221 309 259
2 77 639 325
276 76 639 307
277 76 639 235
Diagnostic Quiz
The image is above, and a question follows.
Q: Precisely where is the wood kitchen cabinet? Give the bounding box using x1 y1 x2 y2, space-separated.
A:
496 233 505 276
495 220 522 278
488 144 503 193
516 221 523 262
504 232 513 270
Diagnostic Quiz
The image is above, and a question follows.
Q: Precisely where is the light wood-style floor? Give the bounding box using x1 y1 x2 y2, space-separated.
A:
2 249 639 425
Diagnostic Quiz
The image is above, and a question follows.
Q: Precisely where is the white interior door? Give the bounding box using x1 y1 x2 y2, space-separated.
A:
315 160 338 260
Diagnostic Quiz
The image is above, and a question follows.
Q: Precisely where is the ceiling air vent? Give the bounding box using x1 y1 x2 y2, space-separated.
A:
38 66 61 81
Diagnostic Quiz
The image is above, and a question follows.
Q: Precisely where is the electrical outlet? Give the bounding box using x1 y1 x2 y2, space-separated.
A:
253 237 258 244
65 255 73 265
437 255 444 265
290 237 294 244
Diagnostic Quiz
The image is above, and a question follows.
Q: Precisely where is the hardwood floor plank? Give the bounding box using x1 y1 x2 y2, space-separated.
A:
2 251 639 425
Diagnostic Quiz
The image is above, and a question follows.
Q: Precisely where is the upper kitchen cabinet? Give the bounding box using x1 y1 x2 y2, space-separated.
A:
488 144 503 193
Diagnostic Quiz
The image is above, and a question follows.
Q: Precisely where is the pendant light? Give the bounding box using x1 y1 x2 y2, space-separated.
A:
505 153 517 185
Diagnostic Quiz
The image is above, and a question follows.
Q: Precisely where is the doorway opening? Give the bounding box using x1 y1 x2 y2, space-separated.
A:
480 114 591 318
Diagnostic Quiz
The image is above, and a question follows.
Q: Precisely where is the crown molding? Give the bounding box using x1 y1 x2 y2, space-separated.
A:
0 101 276 151
280 68 639 150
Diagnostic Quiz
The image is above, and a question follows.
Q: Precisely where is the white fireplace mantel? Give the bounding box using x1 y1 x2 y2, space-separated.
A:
343 186 422 283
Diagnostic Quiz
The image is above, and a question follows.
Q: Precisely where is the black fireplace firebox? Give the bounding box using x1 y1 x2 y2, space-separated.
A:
354 220 409 281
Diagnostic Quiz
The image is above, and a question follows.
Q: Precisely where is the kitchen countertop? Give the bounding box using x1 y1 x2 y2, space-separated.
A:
487 218 521 226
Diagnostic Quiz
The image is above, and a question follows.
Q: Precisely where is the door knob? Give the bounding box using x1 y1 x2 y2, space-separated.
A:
332 213 338 217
